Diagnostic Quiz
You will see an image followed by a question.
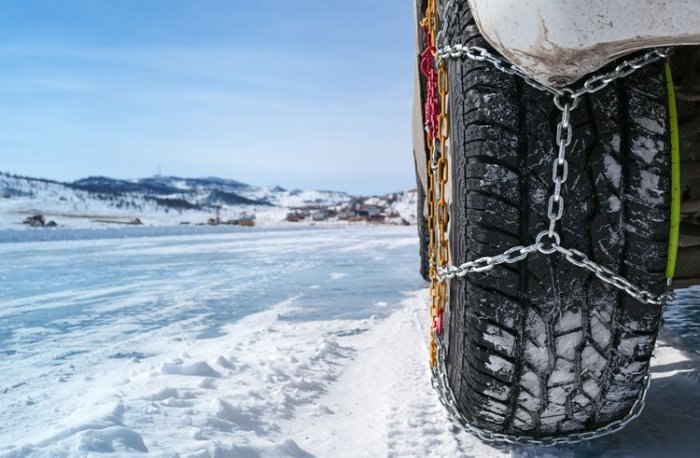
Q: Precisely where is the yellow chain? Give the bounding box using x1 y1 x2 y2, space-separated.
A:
423 0 451 368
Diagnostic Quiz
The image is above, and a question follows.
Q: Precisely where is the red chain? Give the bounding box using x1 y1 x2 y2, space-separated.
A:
421 24 445 339
434 309 444 335
420 26 439 143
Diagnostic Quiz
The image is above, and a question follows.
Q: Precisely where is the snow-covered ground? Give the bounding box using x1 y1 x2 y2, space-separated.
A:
1 226 698 457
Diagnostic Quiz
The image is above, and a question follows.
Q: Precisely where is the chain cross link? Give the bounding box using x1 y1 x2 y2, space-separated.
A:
434 45 674 307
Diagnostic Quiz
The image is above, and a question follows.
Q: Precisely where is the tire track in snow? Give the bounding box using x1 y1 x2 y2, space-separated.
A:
283 290 510 457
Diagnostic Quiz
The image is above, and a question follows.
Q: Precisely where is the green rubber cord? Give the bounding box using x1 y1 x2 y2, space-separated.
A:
665 62 681 281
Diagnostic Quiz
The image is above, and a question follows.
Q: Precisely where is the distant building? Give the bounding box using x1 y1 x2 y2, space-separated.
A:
286 211 305 222
367 206 383 217
228 213 256 227
311 210 330 222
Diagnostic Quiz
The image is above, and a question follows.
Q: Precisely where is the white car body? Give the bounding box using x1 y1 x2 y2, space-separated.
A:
468 0 700 86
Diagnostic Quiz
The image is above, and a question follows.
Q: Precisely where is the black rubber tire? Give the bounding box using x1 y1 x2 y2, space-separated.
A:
417 166 431 282
443 6 671 437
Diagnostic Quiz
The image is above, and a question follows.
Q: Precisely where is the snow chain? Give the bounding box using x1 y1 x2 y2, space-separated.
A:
421 0 675 446
421 0 450 369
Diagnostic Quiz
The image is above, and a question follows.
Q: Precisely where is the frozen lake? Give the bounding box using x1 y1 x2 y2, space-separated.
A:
1 225 698 457
0 226 422 346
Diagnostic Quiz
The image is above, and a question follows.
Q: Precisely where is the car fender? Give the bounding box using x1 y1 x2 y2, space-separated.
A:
467 0 700 86
413 0 429 214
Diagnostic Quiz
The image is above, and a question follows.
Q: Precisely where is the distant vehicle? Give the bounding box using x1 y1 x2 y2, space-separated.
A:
23 214 45 227
414 0 700 443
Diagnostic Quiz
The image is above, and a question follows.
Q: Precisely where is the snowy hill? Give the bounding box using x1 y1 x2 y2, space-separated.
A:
0 172 417 229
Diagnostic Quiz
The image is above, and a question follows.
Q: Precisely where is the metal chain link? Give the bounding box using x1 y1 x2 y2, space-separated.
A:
435 46 674 307
555 245 675 306
421 0 677 446
431 329 653 446
437 44 672 100
571 48 673 99
435 0 456 50
438 44 562 96
439 243 541 279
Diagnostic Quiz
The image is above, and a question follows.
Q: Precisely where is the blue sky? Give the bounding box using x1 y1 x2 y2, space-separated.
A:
0 0 415 194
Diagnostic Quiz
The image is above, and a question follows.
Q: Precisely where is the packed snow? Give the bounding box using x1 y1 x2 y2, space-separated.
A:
1 226 699 457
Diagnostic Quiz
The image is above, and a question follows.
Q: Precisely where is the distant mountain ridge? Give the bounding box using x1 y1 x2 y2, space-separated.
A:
69 175 271 207
72 175 250 193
